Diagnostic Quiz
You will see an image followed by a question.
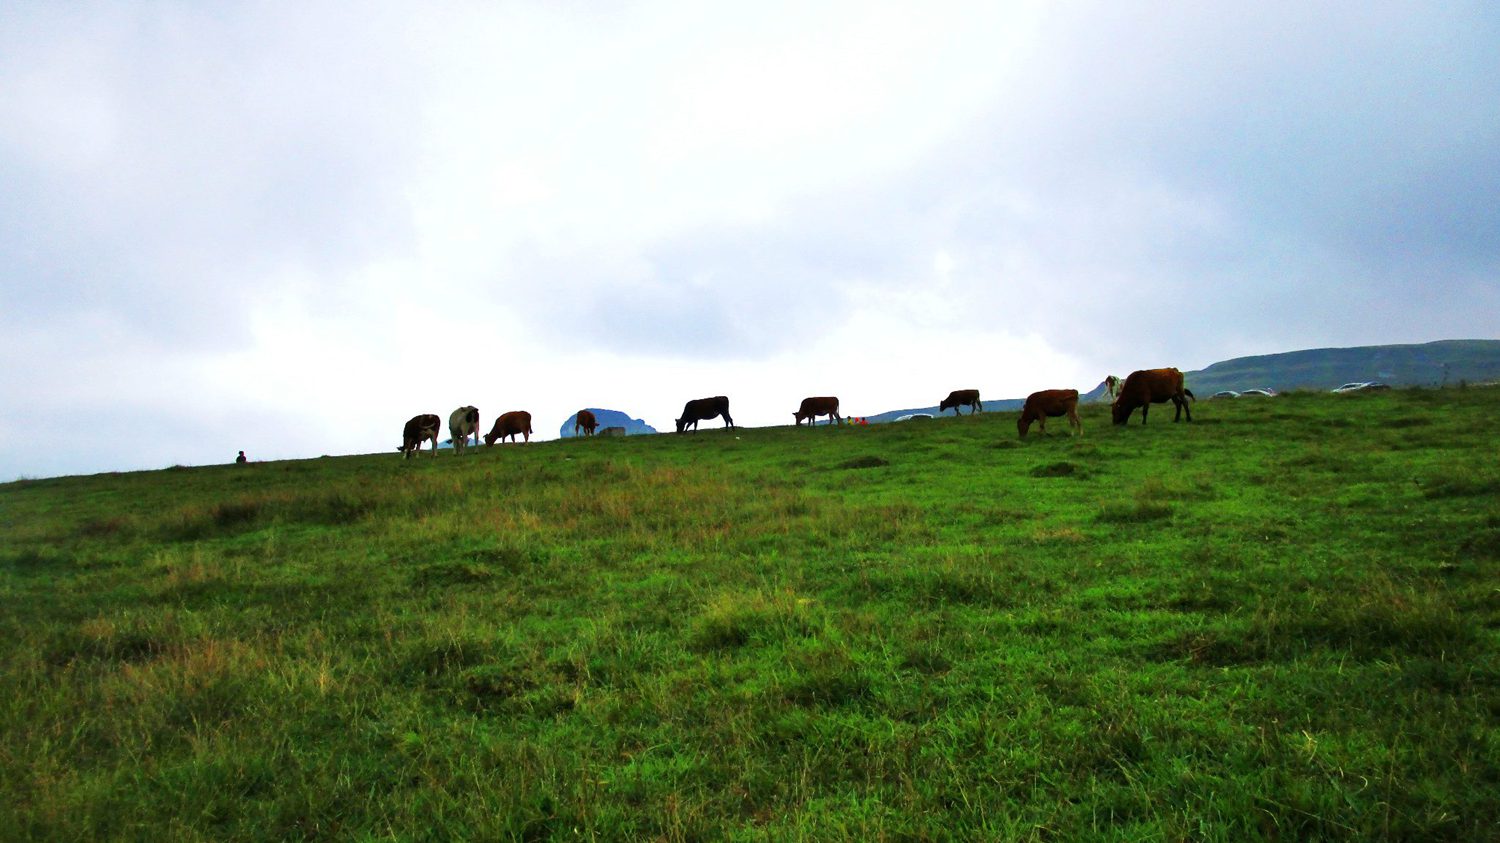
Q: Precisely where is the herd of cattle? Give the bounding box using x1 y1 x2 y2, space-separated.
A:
397 367 1196 458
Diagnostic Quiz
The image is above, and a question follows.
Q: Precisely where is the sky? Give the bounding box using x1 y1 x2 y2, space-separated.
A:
3 1 1498 479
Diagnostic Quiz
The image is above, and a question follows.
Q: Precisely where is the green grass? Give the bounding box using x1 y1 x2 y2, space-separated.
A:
3 387 1498 840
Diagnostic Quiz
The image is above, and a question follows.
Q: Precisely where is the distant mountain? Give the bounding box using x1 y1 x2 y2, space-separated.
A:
559 409 658 437
1080 339 1500 402
869 340 1500 421
864 398 1023 425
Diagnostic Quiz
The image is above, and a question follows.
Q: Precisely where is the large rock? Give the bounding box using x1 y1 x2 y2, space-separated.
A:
559 409 658 438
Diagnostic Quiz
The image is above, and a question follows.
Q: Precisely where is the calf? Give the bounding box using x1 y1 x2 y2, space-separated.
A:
399 414 441 459
1112 368 1195 425
1018 389 1081 438
484 411 534 445
676 396 734 433
794 396 841 426
939 389 982 415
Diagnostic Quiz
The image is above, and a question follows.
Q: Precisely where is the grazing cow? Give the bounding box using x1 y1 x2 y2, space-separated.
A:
939 389 983 415
676 396 734 433
1104 375 1121 400
574 409 598 437
1112 368 1195 425
399 414 441 459
1018 389 1082 438
449 406 480 454
598 426 626 437
483 411 533 445
794 396 842 426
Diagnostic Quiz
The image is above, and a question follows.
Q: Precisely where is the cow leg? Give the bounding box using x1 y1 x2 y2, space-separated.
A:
1140 404 1149 425
1069 409 1082 436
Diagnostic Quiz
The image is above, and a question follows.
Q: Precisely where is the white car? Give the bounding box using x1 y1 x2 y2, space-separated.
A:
1210 390 1240 399
1240 388 1277 397
894 413 934 422
1332 382 1390 393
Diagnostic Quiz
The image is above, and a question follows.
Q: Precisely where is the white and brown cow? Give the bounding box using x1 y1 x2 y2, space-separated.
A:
449 406 480 454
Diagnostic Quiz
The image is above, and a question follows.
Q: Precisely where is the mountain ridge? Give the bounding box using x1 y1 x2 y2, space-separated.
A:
866 339 1500 423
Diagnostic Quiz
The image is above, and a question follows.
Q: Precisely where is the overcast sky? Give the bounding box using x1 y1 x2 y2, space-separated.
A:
3 2 1498 479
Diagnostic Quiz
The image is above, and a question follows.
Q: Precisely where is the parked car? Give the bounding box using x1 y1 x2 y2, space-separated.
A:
1240 388 1277 397
1210 390 1240 399
1332 382 1390 393
894 413 934 422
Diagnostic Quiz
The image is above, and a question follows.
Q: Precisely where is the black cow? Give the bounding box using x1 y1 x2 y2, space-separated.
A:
939 389 982 415
676 396 734 433
794 396 842 426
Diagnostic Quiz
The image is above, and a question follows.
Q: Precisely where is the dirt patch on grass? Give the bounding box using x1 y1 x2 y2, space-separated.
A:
837 455 889 470
1031 461 1080 478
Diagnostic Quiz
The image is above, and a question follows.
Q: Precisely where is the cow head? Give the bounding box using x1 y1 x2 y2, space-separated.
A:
675 417 687 433
938 398 953 412
1111 400 1131 425
1017 415 1032 438
482 431 498 446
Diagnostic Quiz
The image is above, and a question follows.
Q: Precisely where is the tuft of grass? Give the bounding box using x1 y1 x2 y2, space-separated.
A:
1097 500 1174 522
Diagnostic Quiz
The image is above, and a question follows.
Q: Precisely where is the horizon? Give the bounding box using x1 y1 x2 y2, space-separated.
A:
10 337 1496 481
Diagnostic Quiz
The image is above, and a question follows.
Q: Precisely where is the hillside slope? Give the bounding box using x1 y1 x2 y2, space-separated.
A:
3 387 1498 839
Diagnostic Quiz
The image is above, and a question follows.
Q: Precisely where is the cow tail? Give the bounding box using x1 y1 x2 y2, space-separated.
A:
1184 389 1196 401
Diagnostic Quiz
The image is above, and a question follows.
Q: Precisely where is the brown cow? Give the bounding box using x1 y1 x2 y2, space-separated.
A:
574 409 598 437
676 396 734 433
939 389 982 415
794 396 841 426
1112 368 1195 425
483 411 533 445
1018 389 1081 438
399 413 441 459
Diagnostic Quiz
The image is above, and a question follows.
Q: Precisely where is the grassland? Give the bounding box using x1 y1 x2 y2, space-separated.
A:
2 387 1498 840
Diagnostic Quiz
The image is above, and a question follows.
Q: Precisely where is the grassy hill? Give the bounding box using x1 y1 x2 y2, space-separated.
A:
3 387 1498 839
